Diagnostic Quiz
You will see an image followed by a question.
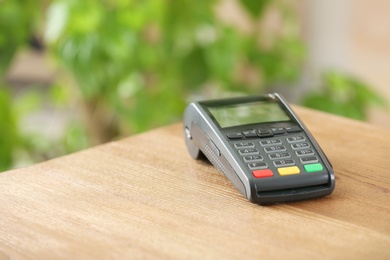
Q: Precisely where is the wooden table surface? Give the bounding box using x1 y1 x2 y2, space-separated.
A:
0 106 389 259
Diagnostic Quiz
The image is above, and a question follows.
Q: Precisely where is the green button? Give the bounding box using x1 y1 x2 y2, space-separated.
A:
304 163 324 172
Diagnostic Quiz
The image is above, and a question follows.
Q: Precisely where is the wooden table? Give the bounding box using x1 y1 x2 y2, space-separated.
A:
1 106 389 259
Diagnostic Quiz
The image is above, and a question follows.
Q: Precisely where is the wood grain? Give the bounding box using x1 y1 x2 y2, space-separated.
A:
0 106 389 259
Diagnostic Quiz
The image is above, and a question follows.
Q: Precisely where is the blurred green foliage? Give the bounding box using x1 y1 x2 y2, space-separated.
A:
45 0 304 143
0 0 386 172
0 0 42 170
0 0 40 75
303 71 386 120
0 88 17 169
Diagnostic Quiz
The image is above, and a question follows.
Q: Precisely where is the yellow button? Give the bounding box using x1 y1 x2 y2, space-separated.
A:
278 166 300 176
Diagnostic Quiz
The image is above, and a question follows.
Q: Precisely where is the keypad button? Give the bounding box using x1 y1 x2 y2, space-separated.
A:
264 146 287 153
248 162 268 170
300 156 319 164
286 136 306 143
285 126 301 133
234 142 255 149
291 142 310 150
242 130 258 138
295 149 314 157
238 148 259 156
260 139 282 147
278 166 300 176
271 127 286 135
243 155 263 162
304 163 324 172
227 132 243 139
257 128 274 138
252 169 274 178
273 159 295 167
268 152 291 160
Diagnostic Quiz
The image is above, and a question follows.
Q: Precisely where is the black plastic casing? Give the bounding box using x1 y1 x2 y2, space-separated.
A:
183 93 335 204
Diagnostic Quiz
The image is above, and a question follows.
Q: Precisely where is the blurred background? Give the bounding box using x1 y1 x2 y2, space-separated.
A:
1 0 389 172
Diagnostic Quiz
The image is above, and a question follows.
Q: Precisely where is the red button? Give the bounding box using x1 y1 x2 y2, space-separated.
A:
252 169 274 178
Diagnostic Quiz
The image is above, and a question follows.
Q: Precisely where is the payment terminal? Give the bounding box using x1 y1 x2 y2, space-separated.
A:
183 93 335 204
